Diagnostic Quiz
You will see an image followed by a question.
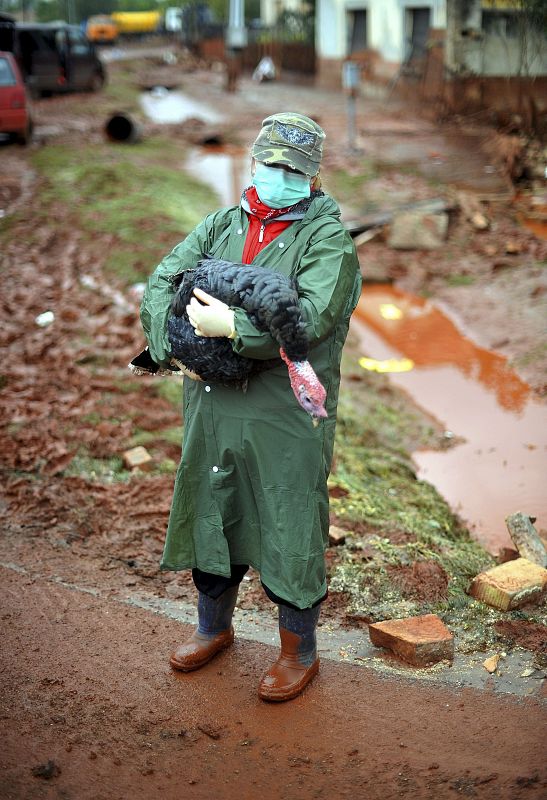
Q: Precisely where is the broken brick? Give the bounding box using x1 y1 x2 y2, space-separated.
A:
505 240 522 254
483 654 501 673
122 446 152 471
368 614 454 667
468 558 547 611
328 525 347 546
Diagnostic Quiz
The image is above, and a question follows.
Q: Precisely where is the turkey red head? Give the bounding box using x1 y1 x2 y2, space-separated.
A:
280 348 328 423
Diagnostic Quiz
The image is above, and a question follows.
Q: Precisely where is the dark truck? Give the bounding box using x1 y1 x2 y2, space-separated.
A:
0 13 106 96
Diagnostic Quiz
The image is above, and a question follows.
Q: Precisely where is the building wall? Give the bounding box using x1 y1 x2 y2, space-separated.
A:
317 0 447 65
317 0 546 87
462 14 547 76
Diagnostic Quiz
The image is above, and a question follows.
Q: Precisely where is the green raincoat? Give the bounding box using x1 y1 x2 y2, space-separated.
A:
140 194 361 608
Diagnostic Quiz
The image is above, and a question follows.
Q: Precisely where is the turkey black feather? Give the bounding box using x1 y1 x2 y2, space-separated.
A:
167 258 309 386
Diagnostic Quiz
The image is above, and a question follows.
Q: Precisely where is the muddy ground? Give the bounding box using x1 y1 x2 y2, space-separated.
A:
1 51 546 798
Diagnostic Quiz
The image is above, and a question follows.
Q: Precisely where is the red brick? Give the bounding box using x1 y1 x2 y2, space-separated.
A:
328 525 347 546
468 558 547 611
122 446 152 471
368 614 454 667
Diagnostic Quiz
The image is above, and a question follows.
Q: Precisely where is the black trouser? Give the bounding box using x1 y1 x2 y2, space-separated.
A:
192 565 327 611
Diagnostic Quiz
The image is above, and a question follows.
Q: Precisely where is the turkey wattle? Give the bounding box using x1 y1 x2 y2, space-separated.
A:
167 258 327 421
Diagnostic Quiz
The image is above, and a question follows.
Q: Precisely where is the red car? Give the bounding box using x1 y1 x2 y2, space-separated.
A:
0 50 32 144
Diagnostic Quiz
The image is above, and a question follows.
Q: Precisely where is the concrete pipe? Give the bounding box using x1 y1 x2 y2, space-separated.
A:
105 112 142 143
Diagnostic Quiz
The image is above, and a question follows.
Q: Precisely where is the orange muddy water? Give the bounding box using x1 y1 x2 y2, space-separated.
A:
352 285 547 553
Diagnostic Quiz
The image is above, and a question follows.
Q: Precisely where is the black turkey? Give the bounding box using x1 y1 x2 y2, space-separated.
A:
167 258 327 420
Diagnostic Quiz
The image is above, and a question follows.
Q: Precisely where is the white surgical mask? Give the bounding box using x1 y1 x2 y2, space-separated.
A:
252 162 311 209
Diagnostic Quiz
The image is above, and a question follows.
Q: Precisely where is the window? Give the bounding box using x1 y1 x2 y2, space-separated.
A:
348 9 367 55
407 7 431 61
482 11 519 39
0 56 16 87
68 29 91 56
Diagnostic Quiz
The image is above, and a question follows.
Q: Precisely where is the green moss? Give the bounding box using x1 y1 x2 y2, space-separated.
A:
63 451 131 482
326 348 525 651
324 161 379 208
328 365 547 654
445 274 475 286
30 137 216 286
510 340 547 368
151 376 183 408
130 425 183 448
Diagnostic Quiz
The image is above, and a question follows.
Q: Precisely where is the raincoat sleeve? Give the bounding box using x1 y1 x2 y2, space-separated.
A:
231 222 359 360
140 211 229 365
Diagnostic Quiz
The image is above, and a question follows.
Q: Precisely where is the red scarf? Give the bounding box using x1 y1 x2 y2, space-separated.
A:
244 185 300 221
242 186 293 264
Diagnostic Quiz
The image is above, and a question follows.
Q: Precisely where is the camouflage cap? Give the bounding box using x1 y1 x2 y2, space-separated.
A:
251 112 325 176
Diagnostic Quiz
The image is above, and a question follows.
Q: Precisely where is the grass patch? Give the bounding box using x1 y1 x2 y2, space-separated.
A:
510 340 547 369
331 379 463 539
130 425 183 448
151 376 184 408
63 451 131 482
63 445 178 480
324 162 379 207
30 136 217 285
445 274 475 287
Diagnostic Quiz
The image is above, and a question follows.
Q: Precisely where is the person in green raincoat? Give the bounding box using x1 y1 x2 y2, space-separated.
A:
140 112 361 702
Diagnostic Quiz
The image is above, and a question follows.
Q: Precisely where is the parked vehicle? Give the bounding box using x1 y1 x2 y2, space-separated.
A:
0 50 32 143
164 7 183 34
86 15 118 45
0 16 106 97
110 11 162 36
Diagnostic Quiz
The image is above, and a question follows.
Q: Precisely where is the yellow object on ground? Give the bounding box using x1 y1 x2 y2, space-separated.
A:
358 356 414 373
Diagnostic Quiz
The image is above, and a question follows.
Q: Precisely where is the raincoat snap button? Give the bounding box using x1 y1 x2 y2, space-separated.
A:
212 465 219 473
278 242 285 248
205 385 211 392
237 228 243 235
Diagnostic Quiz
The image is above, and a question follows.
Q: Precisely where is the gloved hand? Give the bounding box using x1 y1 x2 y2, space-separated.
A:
186 288 236 339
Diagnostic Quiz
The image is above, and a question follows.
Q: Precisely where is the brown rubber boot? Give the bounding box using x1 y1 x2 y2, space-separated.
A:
170 586 238 672
170 626 234 672
258 604 320 702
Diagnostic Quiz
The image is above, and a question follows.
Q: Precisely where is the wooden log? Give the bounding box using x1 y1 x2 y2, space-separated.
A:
344 197 454 237
505 512 547 568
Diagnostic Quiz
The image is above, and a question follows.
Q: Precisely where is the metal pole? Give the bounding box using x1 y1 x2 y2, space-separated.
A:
226 0 246 92
347 91 356 150
227 0 247 48
228 0 244 31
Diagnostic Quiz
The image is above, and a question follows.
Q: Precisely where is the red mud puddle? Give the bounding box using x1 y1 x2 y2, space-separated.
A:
518 211 547 241
515 194 547 240
351 284 547 553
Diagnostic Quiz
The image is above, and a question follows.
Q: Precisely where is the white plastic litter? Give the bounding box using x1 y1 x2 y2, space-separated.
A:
252 56 276 83
35 311 55 327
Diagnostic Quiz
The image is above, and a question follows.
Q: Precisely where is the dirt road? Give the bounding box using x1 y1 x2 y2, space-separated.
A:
1 565 546 800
